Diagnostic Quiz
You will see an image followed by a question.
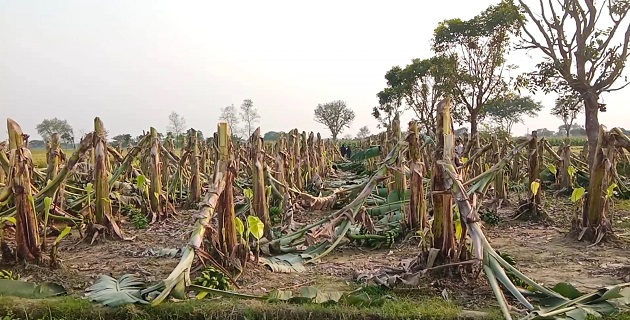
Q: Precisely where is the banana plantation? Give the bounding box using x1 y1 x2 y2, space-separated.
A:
1 99 630 320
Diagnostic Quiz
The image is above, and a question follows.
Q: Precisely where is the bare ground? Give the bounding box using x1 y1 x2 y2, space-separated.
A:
1 189 629 308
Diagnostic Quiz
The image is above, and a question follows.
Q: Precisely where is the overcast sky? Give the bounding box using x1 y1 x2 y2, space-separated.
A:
1 0 629 141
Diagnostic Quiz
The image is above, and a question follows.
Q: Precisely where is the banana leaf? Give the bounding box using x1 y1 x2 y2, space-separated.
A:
85 274 149 307
0 279 66 298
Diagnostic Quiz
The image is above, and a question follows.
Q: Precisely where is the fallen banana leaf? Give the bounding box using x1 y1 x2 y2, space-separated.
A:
191 283 391 307
0 279 66 298
85 274 149 307
261 243 327 273
522 283 630 320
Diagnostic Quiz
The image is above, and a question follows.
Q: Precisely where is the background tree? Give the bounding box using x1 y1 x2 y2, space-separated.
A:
35 118 75 145
432 0 523 137
517 0 630 163
373 87 404 130
482 94 543 134
167 112 186 147
263 131 283 141
239 99 260 137
356 126 371 139
219 104 241 137
111 134 132 147
379 56 459 132
454 127 469 136
551 93 583 137
314 100 355 141
557 124 587 137
536 128 555 137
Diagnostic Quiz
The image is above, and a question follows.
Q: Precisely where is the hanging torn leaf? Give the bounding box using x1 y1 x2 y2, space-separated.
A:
530 180 540 196
571 187 586 203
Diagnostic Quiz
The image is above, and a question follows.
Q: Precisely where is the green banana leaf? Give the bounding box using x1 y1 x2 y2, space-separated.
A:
0 279 66 298
85 274 149 307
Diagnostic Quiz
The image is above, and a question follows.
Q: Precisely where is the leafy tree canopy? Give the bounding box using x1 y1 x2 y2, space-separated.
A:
314 100 355 141
482 94 543 134
35 118 74 145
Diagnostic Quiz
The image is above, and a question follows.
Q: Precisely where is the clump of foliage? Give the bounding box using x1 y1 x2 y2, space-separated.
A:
481 210 502 225
121 205 149 230
269 206 282 224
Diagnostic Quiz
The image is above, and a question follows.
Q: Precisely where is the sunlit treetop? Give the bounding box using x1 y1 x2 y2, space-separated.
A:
433 0 524 50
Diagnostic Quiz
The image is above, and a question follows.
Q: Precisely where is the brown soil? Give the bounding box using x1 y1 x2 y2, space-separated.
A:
1 186 629 305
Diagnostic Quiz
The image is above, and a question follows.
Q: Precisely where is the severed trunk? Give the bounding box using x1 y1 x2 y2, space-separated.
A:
46 133 66 209
430 99 456 261
405 121 426 231
148 128 163 219
580 125 613 242
187 128 201 207
7 119 41 262
249 128 273 240
93 117 111 226
216 122 238 261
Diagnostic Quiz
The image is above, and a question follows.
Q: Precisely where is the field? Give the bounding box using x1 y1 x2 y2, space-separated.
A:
1 118 630 320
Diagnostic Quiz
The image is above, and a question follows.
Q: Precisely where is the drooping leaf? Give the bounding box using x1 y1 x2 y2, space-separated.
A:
234 217 244 237
593 285 625 302
568 165 576 178
85 274 148 307
247 215 264 240
53 226 72 245
0 217 16 225
243 188 254 200
606 183 618 198
530 181 541 196
547 164 557 175
571 187 586 203
0 279 66 298
553 282 582 299
136 175 146 190
44 197 53 209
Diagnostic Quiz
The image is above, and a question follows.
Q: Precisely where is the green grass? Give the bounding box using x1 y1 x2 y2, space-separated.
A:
29 149 76 168
0 294 495 320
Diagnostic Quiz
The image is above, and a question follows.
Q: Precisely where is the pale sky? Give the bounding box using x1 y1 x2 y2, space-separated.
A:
1 0 629 141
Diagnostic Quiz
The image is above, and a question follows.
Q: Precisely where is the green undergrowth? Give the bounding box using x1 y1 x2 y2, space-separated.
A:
1 295 627 320
0 290 497 320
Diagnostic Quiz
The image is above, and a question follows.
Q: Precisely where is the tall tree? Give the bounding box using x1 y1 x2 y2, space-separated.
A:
219 104 241 137
432 0 523 137
551 93 583 137
111 134 132 147
239 99 260 137
372 88 403 130
167 112 186 147
35 118 74 145
536 128 556 137
167 112 186 137
313 100 355 141
517 0 630 163
482 94 543 134
357 126 371 139
378 56 459 132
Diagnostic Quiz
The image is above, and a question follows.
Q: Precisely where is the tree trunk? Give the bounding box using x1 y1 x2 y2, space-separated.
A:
584 92 600 164
469 109 479 137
